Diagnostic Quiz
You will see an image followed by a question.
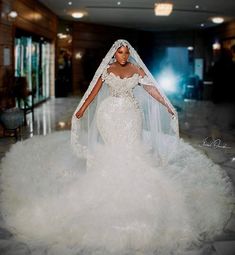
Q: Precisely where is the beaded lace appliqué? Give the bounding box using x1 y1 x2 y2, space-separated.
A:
101 68 140 103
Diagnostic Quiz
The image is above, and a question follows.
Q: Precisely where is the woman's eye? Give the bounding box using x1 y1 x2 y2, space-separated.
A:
117 50 129 54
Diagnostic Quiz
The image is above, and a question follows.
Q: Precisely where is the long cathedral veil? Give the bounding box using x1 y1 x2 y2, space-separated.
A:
71 39 179 164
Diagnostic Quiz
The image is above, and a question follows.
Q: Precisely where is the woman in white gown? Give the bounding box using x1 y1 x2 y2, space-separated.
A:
0 39 234 255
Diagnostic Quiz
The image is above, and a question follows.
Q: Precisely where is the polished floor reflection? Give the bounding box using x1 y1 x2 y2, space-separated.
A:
0 97 235 255
0 98 78 160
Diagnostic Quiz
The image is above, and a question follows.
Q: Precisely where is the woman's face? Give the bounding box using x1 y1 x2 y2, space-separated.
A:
114 46 130 66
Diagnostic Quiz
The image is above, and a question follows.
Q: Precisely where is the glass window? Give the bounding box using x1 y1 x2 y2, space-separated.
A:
14 34 52 105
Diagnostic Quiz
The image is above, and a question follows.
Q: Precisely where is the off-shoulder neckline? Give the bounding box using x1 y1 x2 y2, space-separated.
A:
107 71 139 80
104 65 140 80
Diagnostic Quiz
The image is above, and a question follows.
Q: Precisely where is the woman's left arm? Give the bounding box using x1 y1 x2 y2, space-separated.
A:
137 68 174 115
143 85 174 115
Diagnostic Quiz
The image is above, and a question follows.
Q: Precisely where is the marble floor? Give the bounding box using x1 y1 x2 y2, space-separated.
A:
0 97 235 255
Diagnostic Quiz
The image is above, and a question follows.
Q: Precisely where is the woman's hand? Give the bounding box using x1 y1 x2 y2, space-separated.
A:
167 106 174 116
75 77 103 120
75 109 84 119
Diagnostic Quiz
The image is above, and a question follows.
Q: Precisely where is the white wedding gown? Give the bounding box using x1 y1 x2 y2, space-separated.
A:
0 72 234 255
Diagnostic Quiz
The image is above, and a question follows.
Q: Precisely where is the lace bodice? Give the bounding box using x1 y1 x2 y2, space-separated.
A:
101 68 140 98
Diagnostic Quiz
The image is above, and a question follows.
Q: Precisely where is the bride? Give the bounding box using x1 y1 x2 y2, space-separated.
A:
0 39 234 255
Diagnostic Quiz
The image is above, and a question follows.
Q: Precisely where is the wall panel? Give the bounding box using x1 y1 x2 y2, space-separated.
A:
0 0 57 110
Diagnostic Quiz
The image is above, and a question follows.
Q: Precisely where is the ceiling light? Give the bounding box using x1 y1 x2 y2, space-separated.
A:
57 33 68 39
195 5 199 9
68 1 72 5
211 17 224 24
8 11 18 18
75 52 83 59
72 12 84 18
154 2 173 16
200 23 205 27
117 1 121 5
58 121 66 128
212 42 221 50
187 46 194 51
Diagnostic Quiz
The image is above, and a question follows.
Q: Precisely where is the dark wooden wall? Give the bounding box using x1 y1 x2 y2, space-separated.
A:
12 0 57 40
201 20 235 76
211 20 235 40
0 0 15 108
203 20 235 54
0 0 57 109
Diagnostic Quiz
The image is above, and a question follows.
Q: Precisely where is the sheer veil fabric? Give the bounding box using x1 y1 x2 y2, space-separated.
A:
71 39 179 163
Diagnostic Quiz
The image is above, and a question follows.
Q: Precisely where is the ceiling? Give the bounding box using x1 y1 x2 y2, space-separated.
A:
38 0 235 31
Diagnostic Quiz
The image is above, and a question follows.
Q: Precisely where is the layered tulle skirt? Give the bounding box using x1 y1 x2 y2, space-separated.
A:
0 129 234 255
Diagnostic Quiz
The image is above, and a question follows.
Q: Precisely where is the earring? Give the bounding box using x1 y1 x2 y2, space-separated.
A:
110 57 116 64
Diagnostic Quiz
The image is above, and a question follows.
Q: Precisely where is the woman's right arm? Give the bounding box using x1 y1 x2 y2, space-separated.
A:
76 77 103 119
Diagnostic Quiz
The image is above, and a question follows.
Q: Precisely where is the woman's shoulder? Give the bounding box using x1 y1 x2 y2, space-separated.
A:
107 63 115 72
129 63 145 77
